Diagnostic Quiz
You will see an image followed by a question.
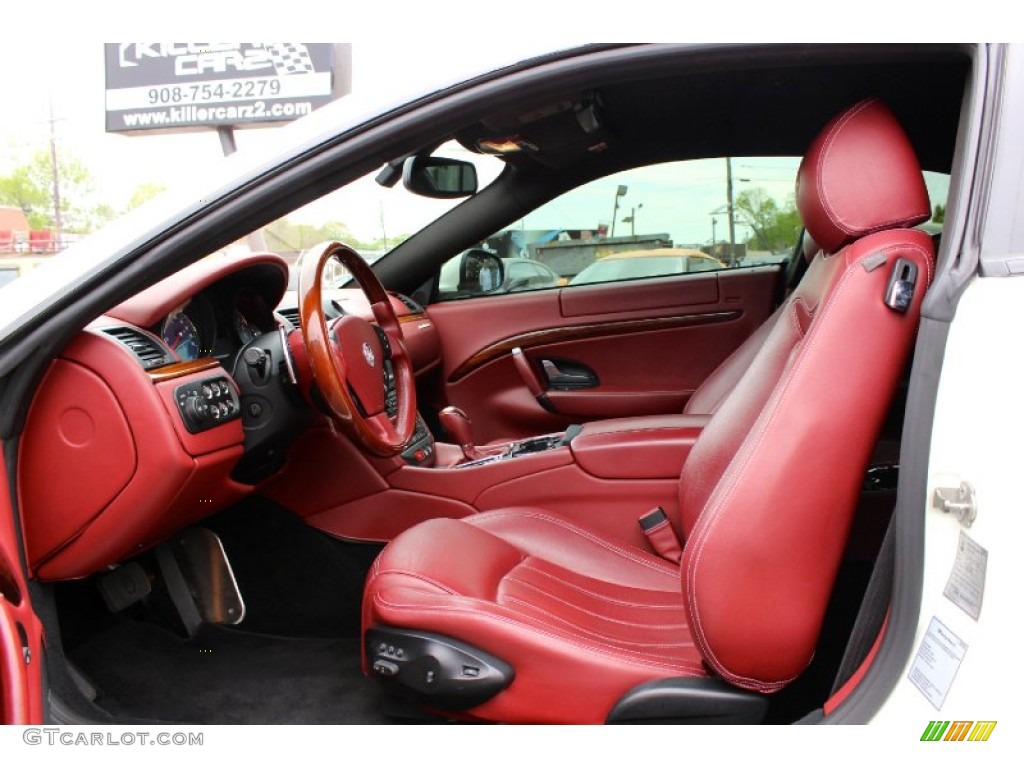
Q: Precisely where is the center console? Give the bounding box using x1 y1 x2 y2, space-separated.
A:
273 411 710 548
455 426 581 469
400 416 436 466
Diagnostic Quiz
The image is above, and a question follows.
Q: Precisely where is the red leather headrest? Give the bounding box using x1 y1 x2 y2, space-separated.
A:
796 99 930 254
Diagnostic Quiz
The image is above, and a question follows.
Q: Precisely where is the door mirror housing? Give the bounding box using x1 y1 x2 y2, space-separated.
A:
458 249 504 294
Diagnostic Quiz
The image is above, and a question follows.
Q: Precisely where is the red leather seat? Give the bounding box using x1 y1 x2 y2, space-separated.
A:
682 231 820 416
362 99 935 724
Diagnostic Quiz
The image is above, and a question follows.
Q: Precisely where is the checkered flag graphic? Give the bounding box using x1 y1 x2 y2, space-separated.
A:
263 44 315 76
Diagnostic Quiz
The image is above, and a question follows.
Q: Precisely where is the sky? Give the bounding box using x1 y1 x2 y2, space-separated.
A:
0 10 981 248
0 36 732 246
0 38 541 226
0 8 976 171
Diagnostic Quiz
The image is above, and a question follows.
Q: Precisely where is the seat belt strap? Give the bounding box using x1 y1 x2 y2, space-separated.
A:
639 507 683 564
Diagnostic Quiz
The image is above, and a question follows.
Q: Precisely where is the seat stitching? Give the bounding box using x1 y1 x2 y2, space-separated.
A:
377 594 702 668
374 568 458 595
373 594 706 675
501 596 693 649
504 575 688 624
790 296 816 336
470 509 679 576
515 562 680 608
816 99 876 236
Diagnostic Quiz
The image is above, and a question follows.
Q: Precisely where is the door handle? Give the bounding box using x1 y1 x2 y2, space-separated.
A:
512 348 555 412
539 359 599 389
511 347 545 396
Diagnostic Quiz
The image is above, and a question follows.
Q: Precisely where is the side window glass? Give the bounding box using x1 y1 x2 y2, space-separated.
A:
436 157 803 301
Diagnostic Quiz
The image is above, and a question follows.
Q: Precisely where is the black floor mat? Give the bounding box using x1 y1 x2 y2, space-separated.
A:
70 621 390 724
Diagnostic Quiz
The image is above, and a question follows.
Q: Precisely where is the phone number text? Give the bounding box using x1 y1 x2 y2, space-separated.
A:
148 79 282 105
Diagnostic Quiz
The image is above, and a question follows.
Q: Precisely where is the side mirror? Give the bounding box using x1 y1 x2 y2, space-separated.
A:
458 249 504 294
402 156 478 199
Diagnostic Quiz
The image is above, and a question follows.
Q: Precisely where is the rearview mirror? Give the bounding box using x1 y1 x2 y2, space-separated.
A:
402 156 478 198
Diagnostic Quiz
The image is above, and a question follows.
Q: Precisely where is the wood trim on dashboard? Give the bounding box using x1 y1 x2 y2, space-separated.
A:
147 358 221 382
448 310 742 383
398 313 430 324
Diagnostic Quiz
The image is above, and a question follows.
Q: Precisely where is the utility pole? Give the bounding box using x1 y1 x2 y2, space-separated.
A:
48 98 63 251
621 203 642 237
610 185 627 238
726 157 736 266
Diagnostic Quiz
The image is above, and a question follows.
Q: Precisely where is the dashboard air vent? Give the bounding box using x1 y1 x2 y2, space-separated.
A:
101 327 174 370
277 308 301 328
395 293 424 314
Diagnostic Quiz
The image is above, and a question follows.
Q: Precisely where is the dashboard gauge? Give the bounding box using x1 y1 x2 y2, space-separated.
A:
161 309 201 361
233 290 271 345
234 307 262 345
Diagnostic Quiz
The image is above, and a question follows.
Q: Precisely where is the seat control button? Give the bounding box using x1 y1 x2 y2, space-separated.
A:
373 659 400 677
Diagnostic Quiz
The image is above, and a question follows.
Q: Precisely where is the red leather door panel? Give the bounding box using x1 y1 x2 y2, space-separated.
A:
0 456 44 724
428 267 780 442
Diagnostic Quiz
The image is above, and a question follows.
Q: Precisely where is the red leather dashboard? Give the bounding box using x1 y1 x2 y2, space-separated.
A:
16 252 443 580
19 331 250 580
108 253 288 328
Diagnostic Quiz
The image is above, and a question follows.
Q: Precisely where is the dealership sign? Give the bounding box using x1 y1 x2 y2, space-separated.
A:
104 44 349 133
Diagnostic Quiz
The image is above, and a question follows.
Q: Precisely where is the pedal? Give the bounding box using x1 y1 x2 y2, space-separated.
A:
156 528 246 637
172 528 246 626
98 562 151 613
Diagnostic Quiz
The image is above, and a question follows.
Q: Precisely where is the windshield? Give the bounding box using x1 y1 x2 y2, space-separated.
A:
254 140 504 289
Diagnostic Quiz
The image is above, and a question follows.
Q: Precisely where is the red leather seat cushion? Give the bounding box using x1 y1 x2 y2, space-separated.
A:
363 508 707 724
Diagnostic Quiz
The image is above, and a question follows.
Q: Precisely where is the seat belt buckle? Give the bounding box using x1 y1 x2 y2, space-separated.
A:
639 507 683 564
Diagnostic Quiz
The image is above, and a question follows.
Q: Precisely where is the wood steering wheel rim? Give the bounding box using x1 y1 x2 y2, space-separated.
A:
297 241 416 456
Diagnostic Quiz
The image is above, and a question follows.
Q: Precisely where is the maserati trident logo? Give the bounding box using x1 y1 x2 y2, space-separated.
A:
362 342 376 367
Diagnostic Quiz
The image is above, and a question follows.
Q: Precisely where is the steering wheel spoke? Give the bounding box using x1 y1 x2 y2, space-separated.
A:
298 241 416 456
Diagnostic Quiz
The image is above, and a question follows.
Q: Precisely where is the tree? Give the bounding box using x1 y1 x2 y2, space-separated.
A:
733 187 802 254
0 149 96 232
127 182 167 210
0 165 48 228
262 219 359 253
261 218 409 254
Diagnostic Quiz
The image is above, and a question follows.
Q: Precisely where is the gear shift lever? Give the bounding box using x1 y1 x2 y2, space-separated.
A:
439 406 481 461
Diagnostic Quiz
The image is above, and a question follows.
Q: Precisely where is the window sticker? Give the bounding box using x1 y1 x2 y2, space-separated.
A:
908 617 968 710
942 530 987 621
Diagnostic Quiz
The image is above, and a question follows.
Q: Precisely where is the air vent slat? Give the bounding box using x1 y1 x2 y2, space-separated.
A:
277 308 301 328
101 327 174 371
395 293 424 314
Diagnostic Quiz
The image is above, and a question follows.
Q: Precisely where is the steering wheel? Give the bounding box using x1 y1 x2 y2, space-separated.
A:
297 241 416 456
